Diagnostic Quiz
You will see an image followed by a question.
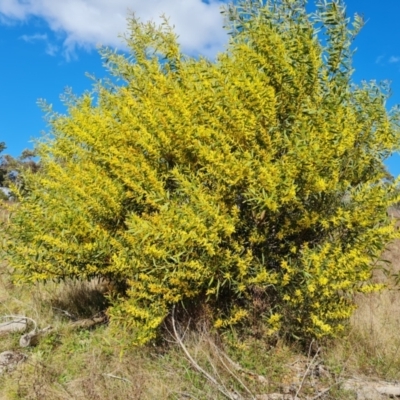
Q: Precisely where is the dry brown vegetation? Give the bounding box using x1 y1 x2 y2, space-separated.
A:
1 207 400 399
323 209 400 382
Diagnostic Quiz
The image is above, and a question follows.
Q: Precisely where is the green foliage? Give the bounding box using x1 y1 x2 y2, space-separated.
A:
3 0 400 345
0 141 7 188
0 145 40 197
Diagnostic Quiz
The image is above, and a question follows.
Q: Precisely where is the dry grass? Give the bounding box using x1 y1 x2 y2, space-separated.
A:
324 209 400 380
1 262 327 399
1 207 400 399
0 266 286 399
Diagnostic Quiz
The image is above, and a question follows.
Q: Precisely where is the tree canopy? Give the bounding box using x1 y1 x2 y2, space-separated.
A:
0 145 39 198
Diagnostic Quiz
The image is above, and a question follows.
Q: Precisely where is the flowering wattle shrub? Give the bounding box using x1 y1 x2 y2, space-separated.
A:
4 0 400 345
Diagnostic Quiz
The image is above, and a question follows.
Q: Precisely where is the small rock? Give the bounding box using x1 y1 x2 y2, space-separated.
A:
343 379 387 400
376 385 400 397
0 351 27 374
257 375 268 384
256 394 293 400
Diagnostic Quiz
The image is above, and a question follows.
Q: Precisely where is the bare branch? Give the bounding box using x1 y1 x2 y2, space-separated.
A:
0 315 37 332
310 382 340 400
209 339 267 384
174 392 200 400
295 341 321 399
170 306 239 400
102 373 132 384
52 307 77 321
20 325 52 347
207 339 256 399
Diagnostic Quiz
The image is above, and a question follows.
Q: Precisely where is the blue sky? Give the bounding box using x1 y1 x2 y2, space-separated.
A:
1 0 400 176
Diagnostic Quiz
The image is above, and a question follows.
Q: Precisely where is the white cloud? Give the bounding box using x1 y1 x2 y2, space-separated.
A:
0 0 228 58
20 33 48 43
45 42 59 56
19 32 59 56
375 54 385 65
389 56 400 64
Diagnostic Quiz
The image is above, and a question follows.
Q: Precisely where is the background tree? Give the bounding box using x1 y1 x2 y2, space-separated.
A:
0 142 7 187
4 0 400 345
0 146 40 198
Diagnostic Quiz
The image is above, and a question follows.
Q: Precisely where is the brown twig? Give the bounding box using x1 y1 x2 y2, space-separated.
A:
102 373 132 384
170 306 239 400
20 325 53 347
295 341 321 399
309 382 341 400
207 339 257 398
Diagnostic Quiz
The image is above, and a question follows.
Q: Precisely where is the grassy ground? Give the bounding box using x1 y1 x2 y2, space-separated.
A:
0 273 299 399
1 207 400 399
